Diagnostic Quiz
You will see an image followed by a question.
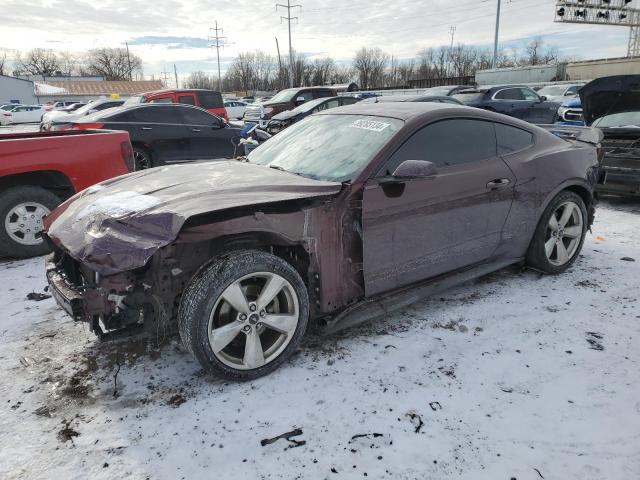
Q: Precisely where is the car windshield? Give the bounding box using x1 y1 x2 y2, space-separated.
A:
452 91 485 102
268 89 297 103
592 111 640 128
538 85 570 97
248 114 403 182
288 98 326 114
73 103 100 115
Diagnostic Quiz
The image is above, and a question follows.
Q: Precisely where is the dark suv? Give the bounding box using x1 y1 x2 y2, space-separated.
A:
453 85 561 124
243 86 337 126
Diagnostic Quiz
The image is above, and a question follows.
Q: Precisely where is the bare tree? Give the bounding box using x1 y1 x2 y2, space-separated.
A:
521 37 559 66
58 51 79 76
0 50 7 76
309 57 336 86
353 47 389 89
15 48 60 76
185 71 216 89
85 48 142 80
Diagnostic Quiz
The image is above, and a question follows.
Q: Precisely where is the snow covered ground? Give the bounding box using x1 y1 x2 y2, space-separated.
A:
0 198 638 480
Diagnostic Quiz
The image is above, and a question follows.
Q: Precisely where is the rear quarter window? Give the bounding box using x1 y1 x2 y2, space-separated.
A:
495 123 534 154
196 92 224 109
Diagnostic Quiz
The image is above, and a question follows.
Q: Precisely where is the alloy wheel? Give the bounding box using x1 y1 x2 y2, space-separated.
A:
544 201 584 266
4 202 50 246
207 272 300 370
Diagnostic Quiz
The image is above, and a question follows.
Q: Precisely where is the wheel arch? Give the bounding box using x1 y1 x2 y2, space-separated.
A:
0 170 75 200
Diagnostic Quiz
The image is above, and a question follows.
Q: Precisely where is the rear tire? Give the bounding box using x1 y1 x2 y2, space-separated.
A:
526 190 588 274
0 186 61 258
178 250 309 380
133 146 153 170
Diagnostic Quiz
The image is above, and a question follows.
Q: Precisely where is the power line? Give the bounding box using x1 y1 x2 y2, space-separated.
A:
208 21 227 91
276 0 301 88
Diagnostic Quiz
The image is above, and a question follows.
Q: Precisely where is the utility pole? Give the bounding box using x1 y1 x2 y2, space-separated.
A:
492 0 502 69
275 37 284 89
174 64 179 89
448 26 456 77
125 41 133 81
161 67 170 87
208 21 227 91
276 0 301 88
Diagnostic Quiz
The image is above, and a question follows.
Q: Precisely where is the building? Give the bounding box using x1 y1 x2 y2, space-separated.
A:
34 80 164 104
0 75 37 105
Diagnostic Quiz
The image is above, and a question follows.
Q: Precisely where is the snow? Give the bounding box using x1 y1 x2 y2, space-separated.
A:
0 198 639 480
33 83 68 95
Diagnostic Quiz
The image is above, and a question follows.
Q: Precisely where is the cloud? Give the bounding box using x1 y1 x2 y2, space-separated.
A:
129 36 211 49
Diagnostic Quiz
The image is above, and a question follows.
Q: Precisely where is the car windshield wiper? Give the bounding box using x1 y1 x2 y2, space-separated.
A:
269 164 288 172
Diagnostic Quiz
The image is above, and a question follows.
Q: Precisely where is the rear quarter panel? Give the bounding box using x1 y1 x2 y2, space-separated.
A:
0 130 132 192
494 132 599 258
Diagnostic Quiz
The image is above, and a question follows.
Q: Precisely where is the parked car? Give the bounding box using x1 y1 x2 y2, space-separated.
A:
41 99 125 130
44 102 601 380
452 85 561 123
243 86 337 127
0 129 133 257
224 100 249 120
360 94 464 105
581 75 640 197
1 104 23 111
536 83 584 101
0 105 46 125
556 98 584 126
266 96 359 134
52 104 244 169
125 89 229 121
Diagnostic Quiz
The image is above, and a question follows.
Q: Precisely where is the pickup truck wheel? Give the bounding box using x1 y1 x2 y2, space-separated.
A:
0 186 60 258
178 250 309 380
526 190 587 274
133 147 153 170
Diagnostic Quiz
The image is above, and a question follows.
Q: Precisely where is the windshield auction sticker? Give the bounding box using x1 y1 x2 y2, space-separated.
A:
349 119 390 132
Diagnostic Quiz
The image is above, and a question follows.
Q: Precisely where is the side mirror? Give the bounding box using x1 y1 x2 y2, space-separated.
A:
392 160 438 179
539 96 547 102
87 109 98 114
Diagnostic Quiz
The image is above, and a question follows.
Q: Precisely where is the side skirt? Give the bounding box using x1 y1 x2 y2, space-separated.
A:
321 257 522 335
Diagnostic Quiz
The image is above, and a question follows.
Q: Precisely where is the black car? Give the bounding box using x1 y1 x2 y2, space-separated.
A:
266 96 359 134
360 94 464 105
452 85 561 124
55 104 242 169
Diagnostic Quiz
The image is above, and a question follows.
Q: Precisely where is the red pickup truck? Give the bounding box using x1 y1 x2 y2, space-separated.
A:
0 130 134 258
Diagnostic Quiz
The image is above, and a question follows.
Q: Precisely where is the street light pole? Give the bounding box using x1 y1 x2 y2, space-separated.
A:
492 0 502 69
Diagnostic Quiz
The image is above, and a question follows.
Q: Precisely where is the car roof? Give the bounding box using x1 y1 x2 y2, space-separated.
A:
316 101 464 121
142 89 222 96
368 95 461 103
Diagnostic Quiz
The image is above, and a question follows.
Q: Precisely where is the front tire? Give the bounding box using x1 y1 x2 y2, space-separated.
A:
526 190 588 274
178 250 309 380
0 186 61 258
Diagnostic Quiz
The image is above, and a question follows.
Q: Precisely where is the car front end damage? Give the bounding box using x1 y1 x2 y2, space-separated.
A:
597 131 640 196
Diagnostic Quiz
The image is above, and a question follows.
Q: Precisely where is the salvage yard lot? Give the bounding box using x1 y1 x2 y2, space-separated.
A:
1 199 638 480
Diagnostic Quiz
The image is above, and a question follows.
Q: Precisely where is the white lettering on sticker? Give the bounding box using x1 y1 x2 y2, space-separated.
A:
349 119 390 132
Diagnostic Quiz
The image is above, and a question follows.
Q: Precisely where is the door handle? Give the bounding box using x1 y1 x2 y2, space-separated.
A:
487 178 511 190
192 128 201 132
141 126 152 131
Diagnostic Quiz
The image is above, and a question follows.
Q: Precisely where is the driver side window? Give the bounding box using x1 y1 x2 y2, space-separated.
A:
520 88 540 101
378 119 498 177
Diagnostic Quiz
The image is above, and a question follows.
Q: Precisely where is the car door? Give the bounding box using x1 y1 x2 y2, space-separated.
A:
179 106 237 160
361 118 516 296
492 88 533 120
522 88 558 124
10 106 29 123
125 106 191 164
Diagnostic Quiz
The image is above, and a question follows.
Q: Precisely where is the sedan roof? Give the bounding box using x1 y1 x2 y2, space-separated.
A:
316 101 464 121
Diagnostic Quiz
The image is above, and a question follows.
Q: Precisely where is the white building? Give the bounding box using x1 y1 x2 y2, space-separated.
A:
0 75 37 105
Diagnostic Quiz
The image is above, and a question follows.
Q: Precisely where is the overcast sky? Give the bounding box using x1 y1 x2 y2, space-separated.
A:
0 0 632 77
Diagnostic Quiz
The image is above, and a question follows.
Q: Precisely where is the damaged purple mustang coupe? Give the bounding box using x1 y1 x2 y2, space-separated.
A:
44 103 602 379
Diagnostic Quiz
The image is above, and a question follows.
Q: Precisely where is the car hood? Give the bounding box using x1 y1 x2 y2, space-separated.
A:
560 98 582 108
44 161 342 275
580 75 640 126
271 109 301 121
